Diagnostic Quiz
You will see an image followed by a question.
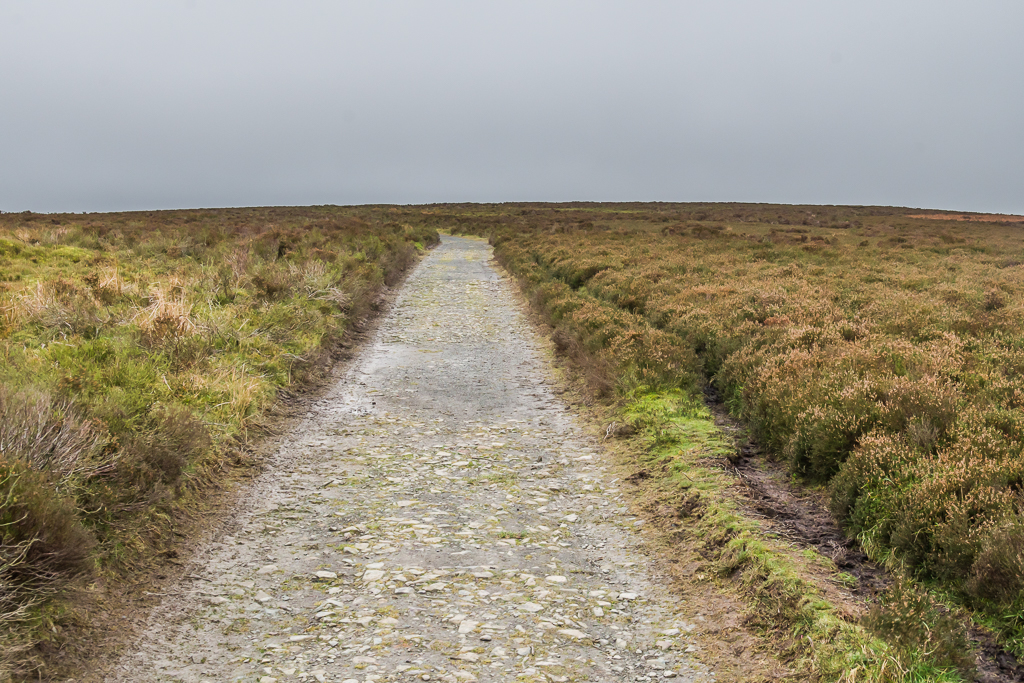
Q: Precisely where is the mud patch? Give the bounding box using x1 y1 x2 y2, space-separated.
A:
702 387 890 600
973 627 1024 683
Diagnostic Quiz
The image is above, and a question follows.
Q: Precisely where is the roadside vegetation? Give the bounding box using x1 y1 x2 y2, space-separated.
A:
421 202 1024 681
0 206 437 676
5 200 1022 681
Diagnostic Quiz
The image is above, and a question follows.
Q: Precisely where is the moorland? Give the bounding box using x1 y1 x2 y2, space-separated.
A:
2 201 1024 682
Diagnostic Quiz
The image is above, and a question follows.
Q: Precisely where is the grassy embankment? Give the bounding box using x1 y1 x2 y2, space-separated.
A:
426 202 1024 682
0 207 437 677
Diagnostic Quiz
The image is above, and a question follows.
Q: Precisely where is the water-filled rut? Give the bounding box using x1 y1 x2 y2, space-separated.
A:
105 235 714 683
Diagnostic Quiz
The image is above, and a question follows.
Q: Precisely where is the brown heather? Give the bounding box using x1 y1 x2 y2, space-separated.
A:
428 202 1024 654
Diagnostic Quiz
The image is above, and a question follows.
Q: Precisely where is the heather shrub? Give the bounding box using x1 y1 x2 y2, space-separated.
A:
160 333 215 373
890 471 1015 575
0 460 95 582
832 411 1024 577
787 372 960 481
966 519 1024 608
877 374 960 436
126 404 211 486
830 432 918 528
0 386 112 488
550 325 617 397
547 253 613 288
251 262 295 300
535 281 579 322
787 398 881 481
381 241 418 286
864 577 974 676
899 423 1023 573
608 322 701 392
587 267 657 314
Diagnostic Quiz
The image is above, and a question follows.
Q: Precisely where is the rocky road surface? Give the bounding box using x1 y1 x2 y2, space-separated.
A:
105 235 714 683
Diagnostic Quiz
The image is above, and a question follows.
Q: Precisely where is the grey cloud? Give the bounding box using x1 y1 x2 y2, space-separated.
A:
1 1 1022 213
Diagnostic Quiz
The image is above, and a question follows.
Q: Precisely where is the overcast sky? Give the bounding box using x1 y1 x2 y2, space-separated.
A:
1 1 1022 214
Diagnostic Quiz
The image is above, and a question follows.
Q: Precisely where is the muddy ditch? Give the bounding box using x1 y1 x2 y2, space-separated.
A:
700 387 1024 682
700 386 889 601
973 630 1024 683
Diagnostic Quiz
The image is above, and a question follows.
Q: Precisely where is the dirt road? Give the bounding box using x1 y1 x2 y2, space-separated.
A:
104 235 714 683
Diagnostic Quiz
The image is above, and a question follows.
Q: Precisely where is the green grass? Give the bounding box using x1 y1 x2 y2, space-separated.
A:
0 206 438 676
497 531 527 539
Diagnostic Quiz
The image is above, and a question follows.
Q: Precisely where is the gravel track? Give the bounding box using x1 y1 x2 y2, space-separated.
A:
105 235 714 683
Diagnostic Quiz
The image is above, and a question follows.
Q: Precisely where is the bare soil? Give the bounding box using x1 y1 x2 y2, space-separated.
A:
973 630 1024 683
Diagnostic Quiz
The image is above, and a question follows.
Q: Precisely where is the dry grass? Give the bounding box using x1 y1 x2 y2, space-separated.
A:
133 278 198 339
0 206 438 677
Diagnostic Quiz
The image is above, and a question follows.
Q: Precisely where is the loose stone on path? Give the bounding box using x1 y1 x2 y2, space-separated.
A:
104 236 712 683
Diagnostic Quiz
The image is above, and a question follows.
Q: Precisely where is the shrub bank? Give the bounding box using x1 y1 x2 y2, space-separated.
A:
0 206 438 676
431 202 1024 680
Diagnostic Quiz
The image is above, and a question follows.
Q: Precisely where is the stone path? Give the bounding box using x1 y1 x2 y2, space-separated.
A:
105 235 714 683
